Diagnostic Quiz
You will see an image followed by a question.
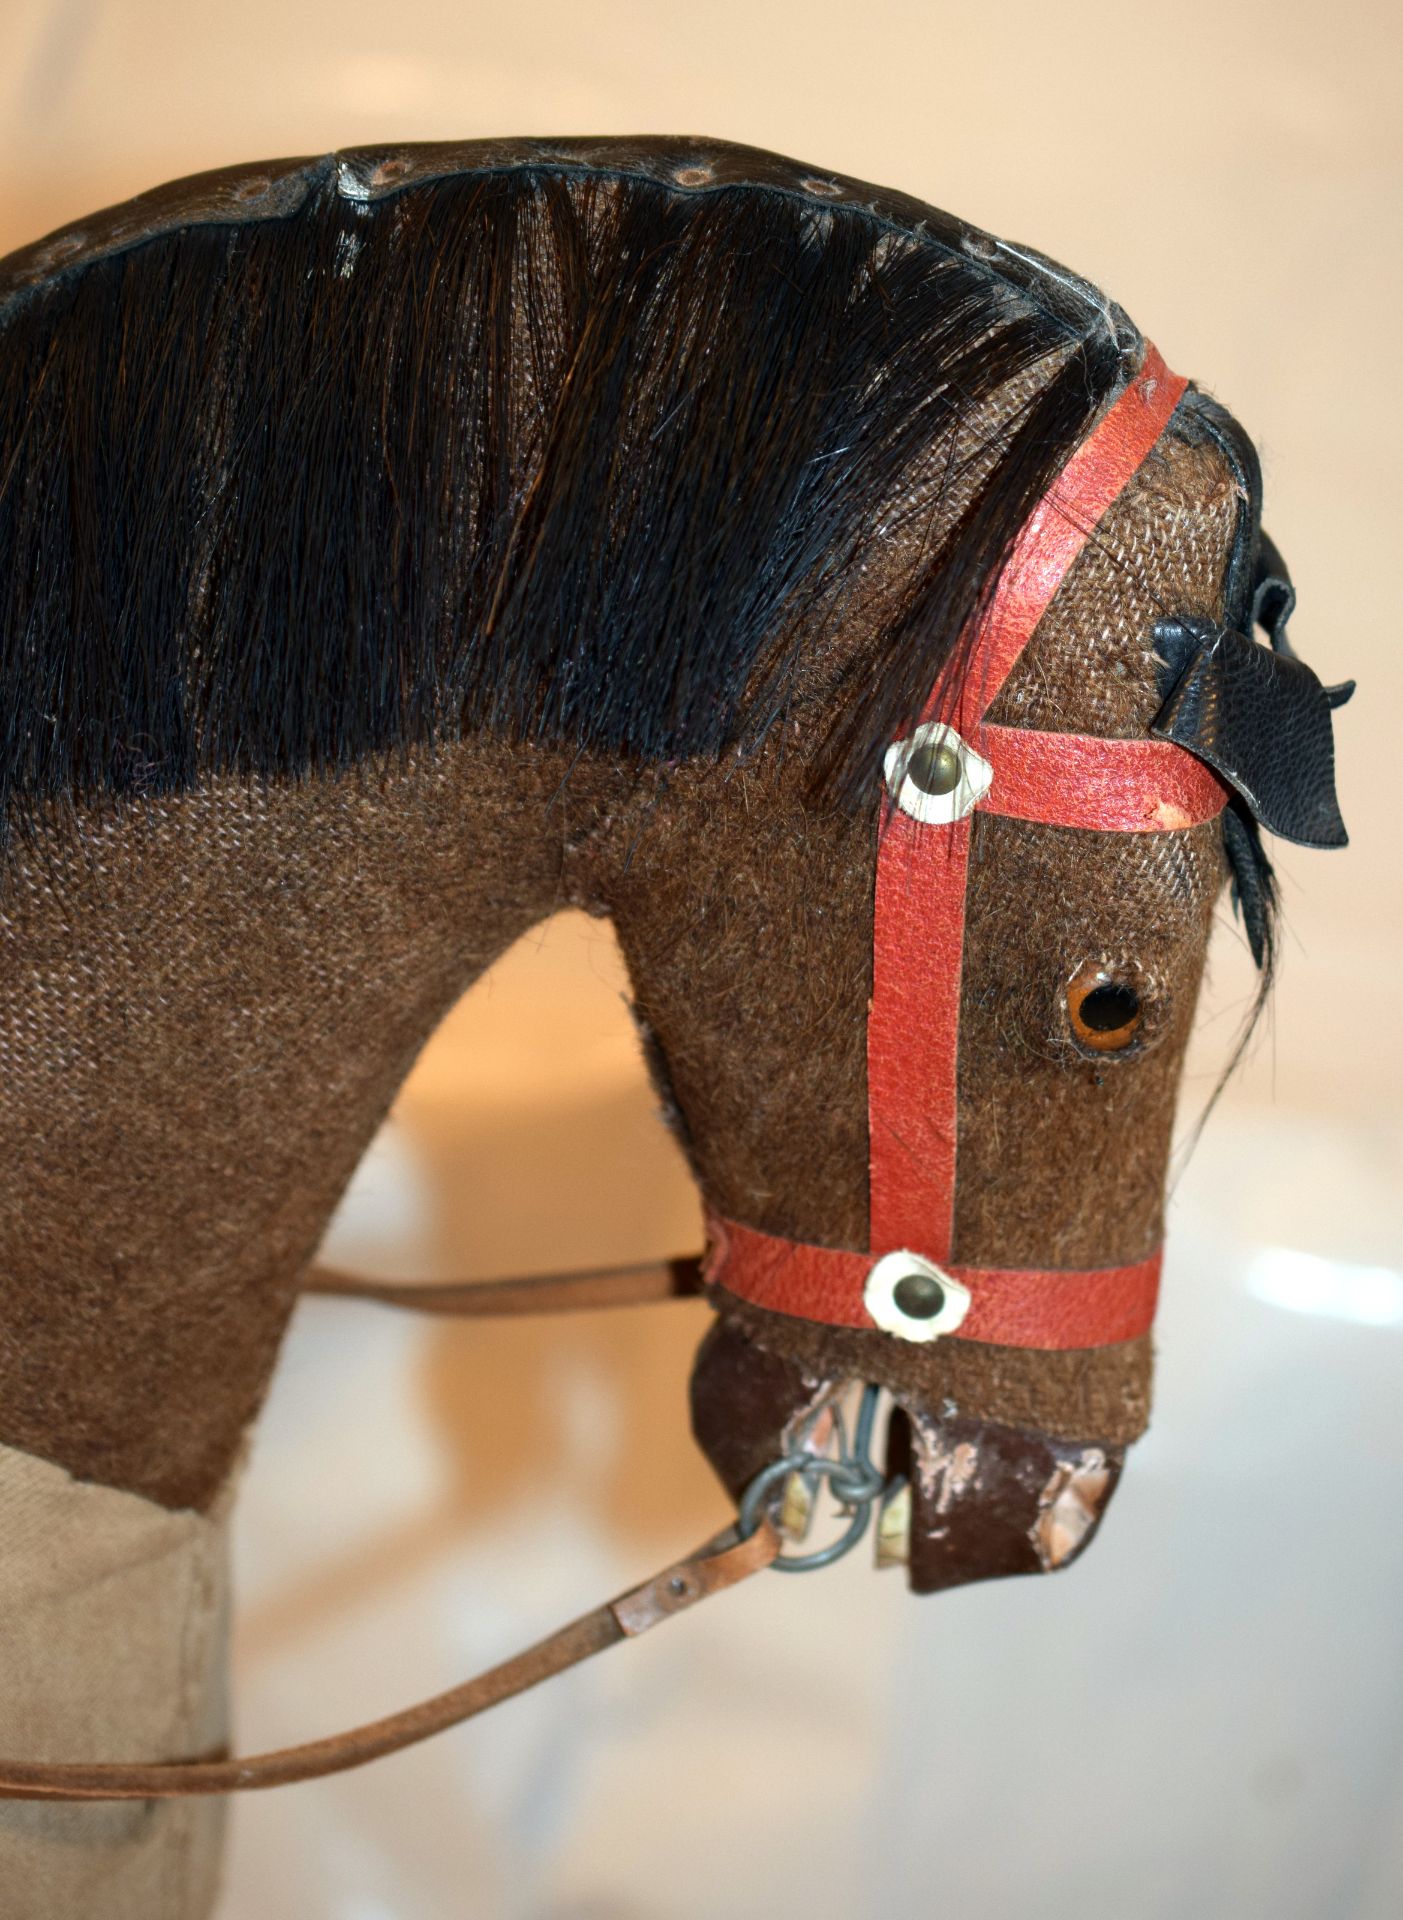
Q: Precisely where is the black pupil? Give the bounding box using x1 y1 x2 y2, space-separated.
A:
1079 982 1140 1032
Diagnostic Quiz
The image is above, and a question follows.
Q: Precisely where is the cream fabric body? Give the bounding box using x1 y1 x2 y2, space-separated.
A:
0 1443 234 1920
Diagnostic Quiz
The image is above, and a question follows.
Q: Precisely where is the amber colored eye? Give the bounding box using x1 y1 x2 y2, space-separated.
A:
1067 966 1144 1052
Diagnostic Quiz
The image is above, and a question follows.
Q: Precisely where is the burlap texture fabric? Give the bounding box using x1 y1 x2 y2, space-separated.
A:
955 433 1236 1273
0 1443 234 1919
0 744 601 1510
0 129 1243 1906
0 348 1100 1516
0 432 1235 1489
627 423 1234 1443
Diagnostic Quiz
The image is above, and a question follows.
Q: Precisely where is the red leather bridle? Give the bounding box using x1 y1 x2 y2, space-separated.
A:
705 348 1230 1353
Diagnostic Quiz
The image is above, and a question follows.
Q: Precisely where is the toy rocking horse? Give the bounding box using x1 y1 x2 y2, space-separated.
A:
0 137 1350 1917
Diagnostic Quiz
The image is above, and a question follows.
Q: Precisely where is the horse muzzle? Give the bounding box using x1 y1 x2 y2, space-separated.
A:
690 1317 1124 1593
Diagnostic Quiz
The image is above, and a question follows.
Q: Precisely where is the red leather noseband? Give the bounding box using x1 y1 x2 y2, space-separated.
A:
707 1218 1162 1351
708 347 1228 1352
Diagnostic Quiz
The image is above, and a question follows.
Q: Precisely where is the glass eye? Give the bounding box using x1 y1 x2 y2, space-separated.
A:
1067 966 1144 1053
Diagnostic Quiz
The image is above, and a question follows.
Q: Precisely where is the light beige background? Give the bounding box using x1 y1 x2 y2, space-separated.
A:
1 4 1399 1917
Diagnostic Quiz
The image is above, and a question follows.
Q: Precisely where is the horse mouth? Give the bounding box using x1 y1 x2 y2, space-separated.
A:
690 1315 1126 1593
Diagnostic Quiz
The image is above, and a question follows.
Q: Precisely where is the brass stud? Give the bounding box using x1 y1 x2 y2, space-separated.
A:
892 1271 946 1320
905 739 963 797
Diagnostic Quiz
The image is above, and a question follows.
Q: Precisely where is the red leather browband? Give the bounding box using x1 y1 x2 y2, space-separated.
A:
980 728 1227 834
708 347 1226 1352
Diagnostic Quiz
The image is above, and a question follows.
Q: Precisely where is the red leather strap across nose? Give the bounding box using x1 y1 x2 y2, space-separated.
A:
709 347 1225 1350
706 1216 1162 1349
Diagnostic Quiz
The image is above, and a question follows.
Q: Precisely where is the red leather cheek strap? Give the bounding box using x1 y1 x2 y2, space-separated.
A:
863 732 1225 1274
710 347 1201 1352
949 349 1189 731
868 809 970 1265
864 350 1189 1310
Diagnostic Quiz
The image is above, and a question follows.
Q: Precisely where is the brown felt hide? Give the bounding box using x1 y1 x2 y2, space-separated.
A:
0 420 1231 1554
0 383 1237 1920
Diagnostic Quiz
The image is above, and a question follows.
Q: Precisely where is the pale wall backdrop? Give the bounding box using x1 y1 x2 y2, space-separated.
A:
1 5 1399 1918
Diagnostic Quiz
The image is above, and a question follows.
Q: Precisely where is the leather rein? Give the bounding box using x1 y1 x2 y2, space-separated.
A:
0 1255 779 1803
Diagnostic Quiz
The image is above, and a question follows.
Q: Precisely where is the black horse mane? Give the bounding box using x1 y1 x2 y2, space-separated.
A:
0 146 1131 834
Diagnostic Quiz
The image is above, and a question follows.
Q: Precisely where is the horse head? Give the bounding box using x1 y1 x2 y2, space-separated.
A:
619 363 1324 1590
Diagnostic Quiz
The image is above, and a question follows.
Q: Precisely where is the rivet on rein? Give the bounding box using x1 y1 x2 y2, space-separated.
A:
883 721 993 824
863 1250 972 1343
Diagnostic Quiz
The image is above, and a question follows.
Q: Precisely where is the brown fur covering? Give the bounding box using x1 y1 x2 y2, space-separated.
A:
954 434 1235 1266
0 744 620 1508
0 144 1154 1523
0 423 1234 1523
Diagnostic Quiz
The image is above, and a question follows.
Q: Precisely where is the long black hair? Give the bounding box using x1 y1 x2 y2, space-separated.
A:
0 139 1130 834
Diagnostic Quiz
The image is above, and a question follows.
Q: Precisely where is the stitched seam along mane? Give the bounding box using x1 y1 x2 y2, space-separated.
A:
0 153 1129 839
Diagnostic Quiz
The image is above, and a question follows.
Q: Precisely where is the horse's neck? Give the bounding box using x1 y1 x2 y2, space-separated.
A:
0 739 610 1511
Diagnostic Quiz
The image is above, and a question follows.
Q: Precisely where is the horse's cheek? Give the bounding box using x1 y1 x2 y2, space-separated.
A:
955 814 1224 1272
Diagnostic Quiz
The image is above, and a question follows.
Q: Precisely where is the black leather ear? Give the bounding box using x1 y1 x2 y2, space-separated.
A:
1250 530 1297 657
1150 616 1350 849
